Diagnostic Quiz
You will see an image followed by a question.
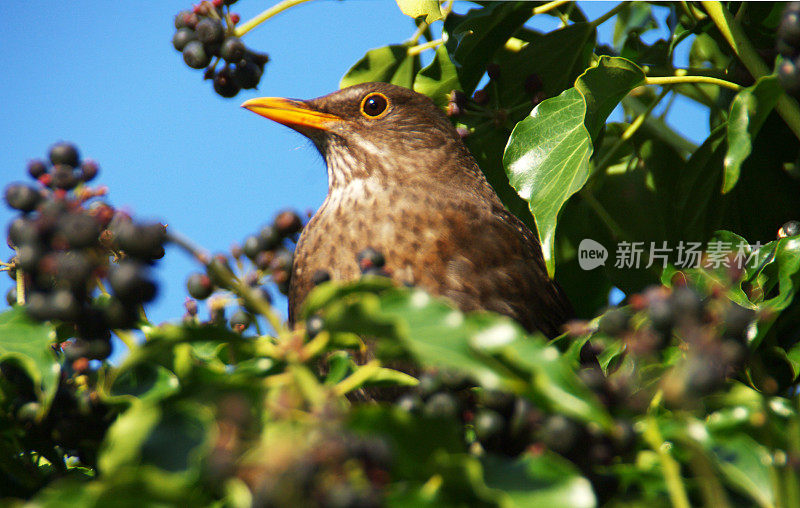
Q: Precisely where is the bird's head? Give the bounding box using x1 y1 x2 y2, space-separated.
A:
241 82 479 189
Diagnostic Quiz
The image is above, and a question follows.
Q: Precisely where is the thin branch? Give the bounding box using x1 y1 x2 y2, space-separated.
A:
234 0 317 37
645 75 742 92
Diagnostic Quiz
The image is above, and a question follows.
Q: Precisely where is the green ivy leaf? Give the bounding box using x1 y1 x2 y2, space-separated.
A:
482 453 596 508
413 45 461 109
503 87 590 277
494 23 596 101
340 44 420 89
706 434 775 508
396 0 442 24
100 401 212 477
504 56 645 275
724 76 782 193
314 281 612 427
0 307 58 414
109 362 180 403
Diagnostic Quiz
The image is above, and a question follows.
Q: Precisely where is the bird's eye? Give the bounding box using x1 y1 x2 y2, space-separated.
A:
360 92 389 118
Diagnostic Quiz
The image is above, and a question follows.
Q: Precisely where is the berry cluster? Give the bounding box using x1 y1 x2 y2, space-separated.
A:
4 142 165 363
446 66 547 138
247 431 391 507
576 278 767 409
394 368 634 492
778 2 800 98
183 210 304 331
173 1 269 98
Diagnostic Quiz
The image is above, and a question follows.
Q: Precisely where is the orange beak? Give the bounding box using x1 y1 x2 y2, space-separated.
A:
241 97 343 131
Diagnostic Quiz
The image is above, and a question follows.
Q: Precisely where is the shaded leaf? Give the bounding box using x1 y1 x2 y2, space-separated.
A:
613 2 657 50
707 434 775 508
109 362 180 403
0 307 58 414
443 2 533 94
482 453 596 508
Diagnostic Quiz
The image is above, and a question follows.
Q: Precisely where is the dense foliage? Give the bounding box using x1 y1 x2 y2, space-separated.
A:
2 1 800 506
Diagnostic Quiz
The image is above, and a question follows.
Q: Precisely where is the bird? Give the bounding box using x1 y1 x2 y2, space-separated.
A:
241 82 572 337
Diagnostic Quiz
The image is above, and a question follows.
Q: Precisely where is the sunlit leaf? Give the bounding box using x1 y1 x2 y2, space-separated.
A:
414 45 461 108
504 57 645 275
724 76 782 193
341 44 420 89
396 0 442 24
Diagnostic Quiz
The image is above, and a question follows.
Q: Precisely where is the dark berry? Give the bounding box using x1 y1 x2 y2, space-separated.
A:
16 244 42 272
396 394 423 413
779 220 800 238
524 73 544 96
306 314 324 337
778 57 800 98
242 234 267 259
48 142 80 167
8 216 39 246
108 260 157 304
4 183 41 212
779 8 800 50
220 37 246 63
233 59 262 89
51 164 79 190
55 251 93 291
274 210 303 237
57 212 101 249
229 309 251 330
423 392 459 419
25 292 53 321
5 287 17 306
173 27 198 52
539 415 585 456
417 373 442 398
196 18 225 46
269 249 293 272
474 409 506 445
50 289 81 321
246 49 270 68
174 10 196 29
27 160 48 180
104 297 138 329
187 273 214 300
479 390 516 416
183 41 211 69
357 247 385 272
311 269 331 286
114 221 166 260
79 159 99 182
670 287 704 323
473 88 489 105
648 296 674 334
486 62 501 80
213 66 241 98
258 225 281 250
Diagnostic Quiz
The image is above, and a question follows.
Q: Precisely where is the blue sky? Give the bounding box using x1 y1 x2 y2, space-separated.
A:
0 1 707 352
